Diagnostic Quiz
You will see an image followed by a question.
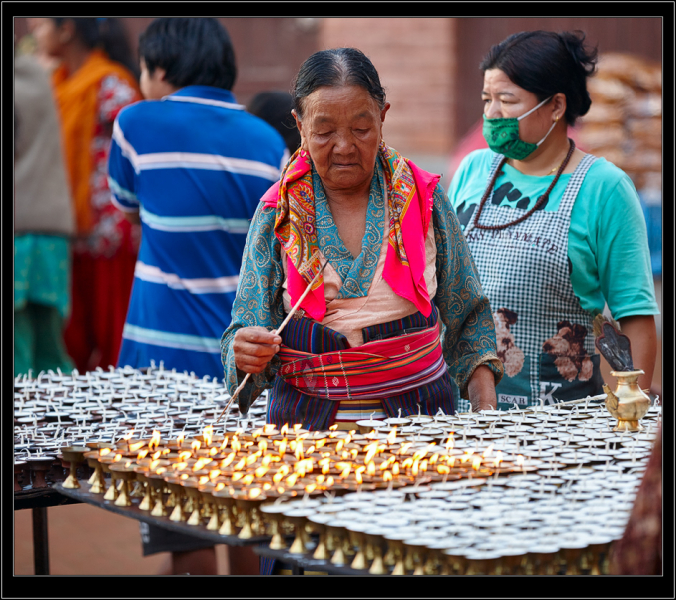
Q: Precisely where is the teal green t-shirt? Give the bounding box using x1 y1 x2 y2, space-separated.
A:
447 149 659 321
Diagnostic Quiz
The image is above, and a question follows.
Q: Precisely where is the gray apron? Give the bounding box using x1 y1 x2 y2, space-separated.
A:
457 152 604 411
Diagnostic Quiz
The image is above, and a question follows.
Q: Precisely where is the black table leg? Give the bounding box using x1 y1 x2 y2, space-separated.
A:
32 506 49 575
292 564 305 575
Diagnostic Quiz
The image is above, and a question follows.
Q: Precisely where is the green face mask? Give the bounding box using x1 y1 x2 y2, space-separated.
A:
482 96 555 160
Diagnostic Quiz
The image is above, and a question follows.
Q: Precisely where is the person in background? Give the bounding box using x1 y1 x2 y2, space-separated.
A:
30 17 142 373
447 30 659 411
247 90 301 154
107 17 288 576
14 48 75 376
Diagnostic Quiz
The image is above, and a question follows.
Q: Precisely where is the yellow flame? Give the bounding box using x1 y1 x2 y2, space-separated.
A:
399 442 412 455
460 450 474 464
179 473 189 480
277 486 286 495
437 465 450 475
392 463 400 476
191 440 201 453
286 473 299 487
149 430 161 449
114 453 122 462
448 455 456 468
232 472 244 482
254 466 269 478
152 450 162 460
242 474 254 486
124 460 132 468
336 439 345 453
249 488 262 499
278 440 287 455
129 441 145 453
305 483 317 494
445 434 455 450
246 452 261 466
429 453 439 464
234 458 246 471
263 482 272 491
516 455 525 465
231 437 241 452
179 451 192 462
264 424 276 434
258 440 268 454
326 476 335 487
261 455 272 467
209 447 218 456
123 429 135 441
209 469 220 480
177 432 185 445
220 452 236 468
193 457 211 471
150 459 160 471
387 428 397 444
366 462 376 476
482 444 495 458
215 482 226 491
280 423 289 436
199 476 209 485
493 451 503 467
383 471 392 482
412 460 419 476
220 436 229 450
472 456 481 470
316 439 326 449
202 425 213 447
421 459 428 472
99 447 111 456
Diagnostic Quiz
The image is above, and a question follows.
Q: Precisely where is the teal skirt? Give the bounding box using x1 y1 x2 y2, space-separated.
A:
14 234 71 318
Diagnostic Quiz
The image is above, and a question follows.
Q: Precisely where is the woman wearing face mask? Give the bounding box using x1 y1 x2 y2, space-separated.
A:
447 30 659 410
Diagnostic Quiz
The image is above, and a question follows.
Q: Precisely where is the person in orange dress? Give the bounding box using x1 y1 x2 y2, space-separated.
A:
31 17 142 372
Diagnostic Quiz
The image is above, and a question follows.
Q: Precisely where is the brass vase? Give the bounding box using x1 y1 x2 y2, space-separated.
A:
603 370 651 432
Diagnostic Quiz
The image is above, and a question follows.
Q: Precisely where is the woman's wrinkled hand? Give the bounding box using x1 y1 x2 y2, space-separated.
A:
233 327 282 374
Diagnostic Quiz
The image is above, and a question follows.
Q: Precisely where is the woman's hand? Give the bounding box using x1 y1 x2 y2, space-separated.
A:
618 315 657 393
467 364 497 411
233 327 282 374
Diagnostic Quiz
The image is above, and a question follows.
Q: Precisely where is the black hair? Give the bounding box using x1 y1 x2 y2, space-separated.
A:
52 17 139 80
138 18 237 91
247 91 301 154
479 30 598 126
292 47 386 120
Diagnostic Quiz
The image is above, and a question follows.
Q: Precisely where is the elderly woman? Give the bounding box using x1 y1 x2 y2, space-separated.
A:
447 31 659 410
221 48 503 431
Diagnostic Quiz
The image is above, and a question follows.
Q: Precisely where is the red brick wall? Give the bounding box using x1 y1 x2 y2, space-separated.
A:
320 18 456 156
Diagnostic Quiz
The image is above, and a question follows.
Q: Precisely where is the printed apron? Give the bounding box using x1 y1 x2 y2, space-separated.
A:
458 152 604 410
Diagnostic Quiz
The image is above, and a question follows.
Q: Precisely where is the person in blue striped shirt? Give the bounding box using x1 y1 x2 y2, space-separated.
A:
107 17 288 575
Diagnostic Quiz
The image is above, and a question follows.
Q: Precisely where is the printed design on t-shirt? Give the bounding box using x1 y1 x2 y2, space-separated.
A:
494 308 525 377
542 320 594 382
456 181 549 228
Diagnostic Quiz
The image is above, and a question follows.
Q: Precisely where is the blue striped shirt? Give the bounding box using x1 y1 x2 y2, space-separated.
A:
108 86 289 379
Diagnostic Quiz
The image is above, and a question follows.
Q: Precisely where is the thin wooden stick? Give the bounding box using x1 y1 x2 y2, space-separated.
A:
214 257 328 425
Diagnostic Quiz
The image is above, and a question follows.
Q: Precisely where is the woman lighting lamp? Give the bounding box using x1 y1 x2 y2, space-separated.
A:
447 31 659 410
221 48 504 429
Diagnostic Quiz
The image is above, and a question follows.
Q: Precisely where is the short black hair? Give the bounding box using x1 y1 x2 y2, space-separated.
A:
139 18 237 91
247 91 301 154
292 47 386 120
480 30 598 126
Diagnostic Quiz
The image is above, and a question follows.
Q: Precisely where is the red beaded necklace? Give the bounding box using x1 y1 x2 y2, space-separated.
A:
472 138 576 231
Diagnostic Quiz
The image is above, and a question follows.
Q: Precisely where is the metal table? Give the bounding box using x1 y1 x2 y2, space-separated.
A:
14 486 82 575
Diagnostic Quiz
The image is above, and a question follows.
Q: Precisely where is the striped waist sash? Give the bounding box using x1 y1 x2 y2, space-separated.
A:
276 322 445 401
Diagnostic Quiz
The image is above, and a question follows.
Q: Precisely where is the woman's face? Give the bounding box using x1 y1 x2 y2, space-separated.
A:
30 18 65 58
294 85 389 195
482 68 556 145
